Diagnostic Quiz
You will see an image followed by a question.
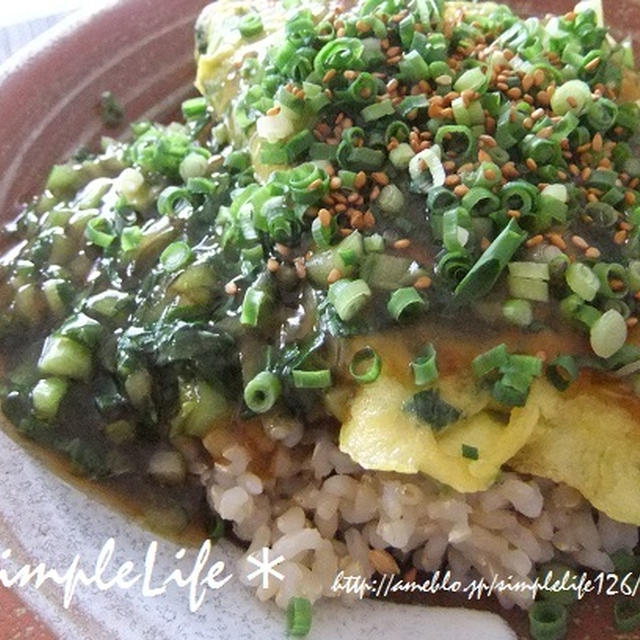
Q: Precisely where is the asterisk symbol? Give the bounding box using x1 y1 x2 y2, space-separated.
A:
246 547 285 589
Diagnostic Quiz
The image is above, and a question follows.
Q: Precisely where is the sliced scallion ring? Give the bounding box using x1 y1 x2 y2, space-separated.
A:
349 347 381 384
411 344 438 386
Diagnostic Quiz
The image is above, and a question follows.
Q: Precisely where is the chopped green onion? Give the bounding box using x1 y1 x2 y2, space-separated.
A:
461 443 479 460
241 287 268 327
311 216 335 249
565 262 600 301
508 262 549 280
593 262 628 299
590 309 627 358
546 356 579 391
181 96 207 120
363 234 384 253
288 163 329 204
472 343 508 378
411 344 438 386
238 12 263 37
327 279 372 321
361 99 395 122
349 347 381 384
502 299 533 327
507 275 549 302
389 143 415 169
455 218 526 303
377 184 405 214
454 67 486 93
434 125 475 159
159 241 193 272
244 371 281 413
387 287 425 320
550 79 591 116
157 186 192 216
399 50 431 82
38 335 92 381
121 226 142 252
528 601 567 640
409 146 445 192
286 597 312 637
292 369 332 388
31 377 69 421
492 379 528 407
85 216 116 248
614 599 640 632
628 260 640 292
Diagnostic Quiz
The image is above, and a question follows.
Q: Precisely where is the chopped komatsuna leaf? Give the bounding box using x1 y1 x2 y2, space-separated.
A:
461 443 479 460
404 389 461 431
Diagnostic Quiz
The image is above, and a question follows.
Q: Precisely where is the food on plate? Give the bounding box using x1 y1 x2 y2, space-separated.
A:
2 0 640 635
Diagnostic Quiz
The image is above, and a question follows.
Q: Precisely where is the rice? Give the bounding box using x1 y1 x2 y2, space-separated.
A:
201 425 639 611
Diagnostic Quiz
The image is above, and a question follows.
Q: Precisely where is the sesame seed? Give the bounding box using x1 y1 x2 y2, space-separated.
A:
327 268 342 284
548 233 567 250
307 178 323 191
371 172 389 186
592 132 603 153
507 209 521 218
454 184 470 197
414 276 432 290
294 258 306 279
478 134 497 148
584 57 601 72
354 171 367 189
536 91 549 106
566 96 578 108
363 210 376 228
329 176 341 190
224 281 238 295
571 235 589 250
266 106 281 116
322 69 336 84
614 230 627 245
585 247 601 259
526 158 538 171
525 234 544 248
393 238 411 249
318 208 332 227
